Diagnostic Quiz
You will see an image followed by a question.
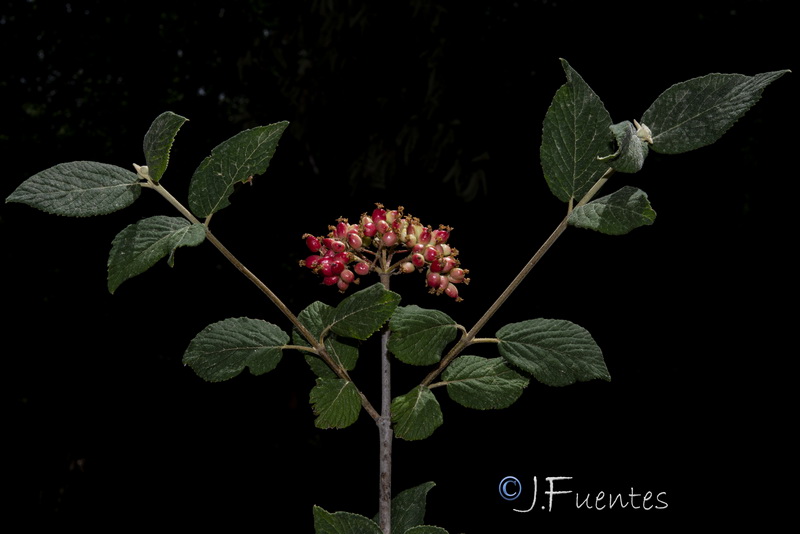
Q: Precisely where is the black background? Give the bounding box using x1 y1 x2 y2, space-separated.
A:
2 1 795 531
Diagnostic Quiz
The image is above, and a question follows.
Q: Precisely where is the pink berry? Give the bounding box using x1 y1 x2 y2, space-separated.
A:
347 232 363 250
426 271 440 288
340 269 355 284
382 231 398 246
323 275 339 286
411 253 426 268
305 235 321 252
354 262 371 276
401 261 415 273
444 283 459 299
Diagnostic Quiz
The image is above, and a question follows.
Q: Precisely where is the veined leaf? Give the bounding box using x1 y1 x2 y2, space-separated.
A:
391 386 442 441
309 378 361 429
569 185 656 235
540 58 613 203
388 305 458 366
188 121 289 218
373 482 437 534
183 317 289 382
107 215 205 293
143 111 188 183
327 283 401 341
497 319 609 387
642 70 789 154
597 121 650 173
6 161 141 217
293 300 359 375
442 356 529 410
312 507 382 534
404 527 449 534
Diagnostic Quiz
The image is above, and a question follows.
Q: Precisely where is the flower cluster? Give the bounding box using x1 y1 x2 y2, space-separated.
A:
300 204 469 301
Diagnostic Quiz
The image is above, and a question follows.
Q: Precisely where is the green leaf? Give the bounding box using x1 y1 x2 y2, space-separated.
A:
442 356 529 410
309 378 362 429
143 111 188 183
6 161 141 217
540 58 613 203
183 317 289 382
107 215 206 293
327 283 401 341
387 482 436 534
568 185 656 235
597 121 650 173
391 386 443 441
497 319 610 387
294 301 360 375
642 70 789 154
404 527 449 534
188 121 289 218
313 506 382 534
388 306 458 366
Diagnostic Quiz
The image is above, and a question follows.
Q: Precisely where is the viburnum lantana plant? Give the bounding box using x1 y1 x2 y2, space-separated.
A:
5 60 788 533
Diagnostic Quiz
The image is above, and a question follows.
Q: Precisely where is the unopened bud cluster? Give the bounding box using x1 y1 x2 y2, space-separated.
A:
300 204 469 301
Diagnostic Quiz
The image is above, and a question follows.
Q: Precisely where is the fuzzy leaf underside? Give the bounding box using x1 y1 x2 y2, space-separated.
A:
309 378 361 429
326 283 401 341
391 386 443 441
313 507 382 534
568 185 656 235
598 121 650 173
642 70 789 154
294 300 359 374
442 355 529 410
188 121 289 218
183 317 289 382
388 305 458 366
107 215 206 293
540 58 613 203
143 111 188 183
6 161 141 217
497 319 609 387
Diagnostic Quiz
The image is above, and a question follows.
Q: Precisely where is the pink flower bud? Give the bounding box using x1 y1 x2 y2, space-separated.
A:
432 228 449 243
376 219 391 234
426 271 440 288
411 253 426 268
444 283 460 299
448 267 468 282
340 269 355 284
303 255 322 269
423 246 438 263
372 207 387 221
347 232 363 250
323 275 339 286
400 261 415 273
363 220 377 237
337 279 350 291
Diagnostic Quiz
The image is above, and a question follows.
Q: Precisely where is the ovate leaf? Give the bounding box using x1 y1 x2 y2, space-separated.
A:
183 317 289 382
568 185 656 235
391 386 443 441
327 283 401 341
313 507 382 534
143 111 188 183
188 121 289 218
107 215 206 293
309 378 361 429
497 319 609 387
375 482 436 534
540 58 613 203
388 306 458 366
642 70 789 154
293 300 360 375
442 356 529 410
6 161 141 216
404 527 449 534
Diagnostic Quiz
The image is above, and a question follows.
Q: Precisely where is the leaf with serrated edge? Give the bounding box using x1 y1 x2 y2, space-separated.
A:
497 319 610 387
642 70 789 154
568 185 656 235
391 386 443 441
107 215 205 293
188 121 289 218
312 506 382 534
328 283 401 341
388 306 457 366
6 161 141 217
405 527 449 534
540 58 613 203
443 356 529 410
143 111 188 183
183 317 289 382
384 482 436 534
309 378 361 429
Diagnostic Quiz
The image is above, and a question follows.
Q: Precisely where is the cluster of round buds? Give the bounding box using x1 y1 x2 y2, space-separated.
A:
300 204 470 301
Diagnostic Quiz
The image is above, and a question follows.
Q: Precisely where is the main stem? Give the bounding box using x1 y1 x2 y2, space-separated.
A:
377 271 393 534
